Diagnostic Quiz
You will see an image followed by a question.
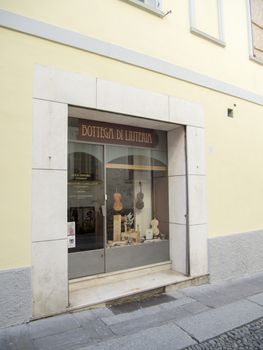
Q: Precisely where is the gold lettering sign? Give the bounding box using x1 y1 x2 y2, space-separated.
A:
78 119 158 148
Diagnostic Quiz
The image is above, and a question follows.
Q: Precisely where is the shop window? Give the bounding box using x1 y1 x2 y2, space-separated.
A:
68 143 105 251
67 116 169 276
249 0 263 62
106 145 169 247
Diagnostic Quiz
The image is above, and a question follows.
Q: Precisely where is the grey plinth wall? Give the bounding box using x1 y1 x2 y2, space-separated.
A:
0 267 32 329
208 229 263 282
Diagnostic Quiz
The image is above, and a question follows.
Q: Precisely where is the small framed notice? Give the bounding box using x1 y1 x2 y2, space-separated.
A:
67 222 76 248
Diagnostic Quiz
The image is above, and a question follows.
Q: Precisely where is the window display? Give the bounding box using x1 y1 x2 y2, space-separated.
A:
106 144 169 248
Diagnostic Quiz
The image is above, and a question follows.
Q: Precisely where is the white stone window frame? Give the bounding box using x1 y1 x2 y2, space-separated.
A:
32 64 208 319
120 0 165 17
246 0 263 66
189 0 226 47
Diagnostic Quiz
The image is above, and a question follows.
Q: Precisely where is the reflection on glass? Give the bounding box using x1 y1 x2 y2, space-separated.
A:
68 143 104 252
106 145 169 248
67 115 170 258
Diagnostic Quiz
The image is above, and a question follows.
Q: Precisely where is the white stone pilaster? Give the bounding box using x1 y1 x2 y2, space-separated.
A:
186 125 208 277
32 98 68 318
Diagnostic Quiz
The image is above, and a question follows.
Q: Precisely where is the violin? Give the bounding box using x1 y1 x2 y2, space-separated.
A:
151 217 160 237
135 181 144 210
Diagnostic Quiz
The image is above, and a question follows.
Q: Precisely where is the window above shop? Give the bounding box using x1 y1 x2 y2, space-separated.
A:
249 0 263 65
120 0 165 17
138 0 162 9
189 0 226 47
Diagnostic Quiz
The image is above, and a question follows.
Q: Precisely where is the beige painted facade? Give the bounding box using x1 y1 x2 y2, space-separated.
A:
0 0 263 325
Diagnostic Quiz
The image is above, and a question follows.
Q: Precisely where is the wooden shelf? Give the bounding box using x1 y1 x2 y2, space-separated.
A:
106 163 167 171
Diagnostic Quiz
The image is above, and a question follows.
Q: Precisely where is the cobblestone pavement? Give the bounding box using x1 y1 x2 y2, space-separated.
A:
185 317 263 350
1 272 263 349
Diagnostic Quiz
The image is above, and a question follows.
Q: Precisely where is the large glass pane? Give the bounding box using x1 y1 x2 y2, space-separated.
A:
106 144 169 249
68 142 104 252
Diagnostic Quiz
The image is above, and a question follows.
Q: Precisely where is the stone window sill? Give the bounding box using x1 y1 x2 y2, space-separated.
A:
250 55 263 66
120 0 166 18
190 27 226 47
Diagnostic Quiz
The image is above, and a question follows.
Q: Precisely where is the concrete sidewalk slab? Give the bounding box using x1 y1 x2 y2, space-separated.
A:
184 317 263 350
179 272 263 308
176 299 263 342
101 296 193 326
0 324 35 350
80 323 196 350
108 306 191 336
1 271 263 350
180 301 211 315
29 313 80 339
33 328 92 350
248 292 263 306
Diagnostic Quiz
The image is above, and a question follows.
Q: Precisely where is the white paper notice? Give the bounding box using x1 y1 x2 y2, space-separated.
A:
67 222 76 248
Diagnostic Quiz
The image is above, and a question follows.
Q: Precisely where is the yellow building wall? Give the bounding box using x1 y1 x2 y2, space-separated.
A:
1 0 263 95
0 0 263 269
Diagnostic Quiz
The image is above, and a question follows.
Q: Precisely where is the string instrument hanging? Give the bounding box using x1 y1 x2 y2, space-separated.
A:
135 181 144 210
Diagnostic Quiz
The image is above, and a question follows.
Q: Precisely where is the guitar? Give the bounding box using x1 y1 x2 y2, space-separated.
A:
135 181 144 210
